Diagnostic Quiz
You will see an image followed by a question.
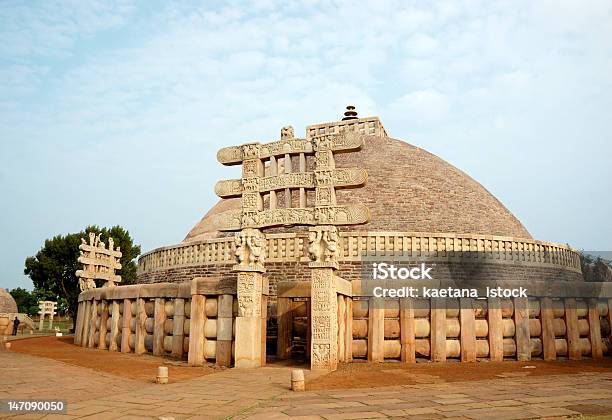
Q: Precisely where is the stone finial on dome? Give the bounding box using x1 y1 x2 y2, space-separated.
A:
341 105 358 121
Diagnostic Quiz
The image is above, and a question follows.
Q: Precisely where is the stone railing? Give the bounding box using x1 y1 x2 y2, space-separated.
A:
138 231 582 274
275 280 612 364
306 116 388 139
74 277 244 367
348 295 612 362
337 232 582 272
138 238 236 272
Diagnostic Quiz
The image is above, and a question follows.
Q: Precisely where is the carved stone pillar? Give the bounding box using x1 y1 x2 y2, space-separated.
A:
309 226 339 371
235 271 266 368
310 134 341 371
233 141 268 368
310 267 338 371
234 228 267 368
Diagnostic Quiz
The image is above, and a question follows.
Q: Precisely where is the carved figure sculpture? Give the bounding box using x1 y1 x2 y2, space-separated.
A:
308 230 323 262
234 229 266 270
308 227 339 264
281 125 294 139
248 233 265 266
323 229 338 262
79 278 96 291
235 233 248 266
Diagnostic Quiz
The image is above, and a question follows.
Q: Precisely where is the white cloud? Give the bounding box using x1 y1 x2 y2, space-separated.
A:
0 0 136 59
387 89 451 122
405 33 439 56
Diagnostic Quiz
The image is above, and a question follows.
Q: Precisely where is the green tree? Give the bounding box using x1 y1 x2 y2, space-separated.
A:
578 251 595 274
24 225 141 318
9 287 37 316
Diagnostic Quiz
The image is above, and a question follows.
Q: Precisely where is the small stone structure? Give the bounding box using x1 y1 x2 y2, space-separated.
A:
1 289 34 336
0 288 18 314
38 300 57 330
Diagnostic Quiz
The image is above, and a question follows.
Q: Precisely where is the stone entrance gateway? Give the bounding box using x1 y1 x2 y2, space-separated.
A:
212 115 370 370
75 107 612 370
38 300 57 330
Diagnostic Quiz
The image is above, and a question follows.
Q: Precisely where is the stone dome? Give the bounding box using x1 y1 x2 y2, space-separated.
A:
185 135 531 241
0 288 18 314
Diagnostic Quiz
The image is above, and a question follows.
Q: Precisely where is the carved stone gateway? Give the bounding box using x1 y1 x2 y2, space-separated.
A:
76 233 122 291
216 121 369 370
38 300 57 330
214 130 369 230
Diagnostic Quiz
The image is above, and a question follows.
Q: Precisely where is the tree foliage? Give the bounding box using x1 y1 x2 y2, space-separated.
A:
9 288 67 316
577 251 612 282
24 225 141 318
9 287 38 316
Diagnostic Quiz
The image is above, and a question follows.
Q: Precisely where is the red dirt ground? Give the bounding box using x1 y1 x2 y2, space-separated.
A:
10 336 218 383
10 336 612 390
307 358 612 390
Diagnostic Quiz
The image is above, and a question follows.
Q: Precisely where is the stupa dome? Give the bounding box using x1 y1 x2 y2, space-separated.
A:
185 135 531 242
138 111 580 289
0 288 18 314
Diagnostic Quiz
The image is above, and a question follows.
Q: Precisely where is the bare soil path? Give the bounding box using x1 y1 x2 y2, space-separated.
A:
10 335 216 383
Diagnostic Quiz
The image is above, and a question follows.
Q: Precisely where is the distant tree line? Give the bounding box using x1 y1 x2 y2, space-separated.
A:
9 287 64 316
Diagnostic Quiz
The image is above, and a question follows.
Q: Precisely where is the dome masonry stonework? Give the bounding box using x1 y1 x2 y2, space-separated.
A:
184 134 531 242
137 110 581 287
0 288 18 314
185 105 530 242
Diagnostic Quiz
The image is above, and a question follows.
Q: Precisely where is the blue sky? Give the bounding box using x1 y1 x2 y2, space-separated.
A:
1 0 611 290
